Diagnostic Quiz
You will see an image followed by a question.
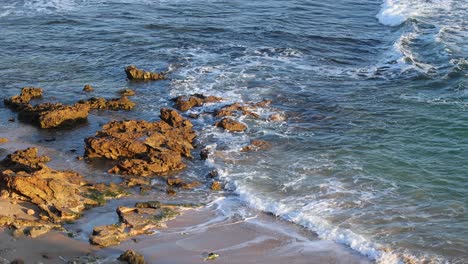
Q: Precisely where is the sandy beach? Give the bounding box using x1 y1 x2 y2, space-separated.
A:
0 203 370 264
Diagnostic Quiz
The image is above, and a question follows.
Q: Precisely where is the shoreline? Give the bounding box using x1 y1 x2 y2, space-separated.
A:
0 112 371 264
0 200 371 264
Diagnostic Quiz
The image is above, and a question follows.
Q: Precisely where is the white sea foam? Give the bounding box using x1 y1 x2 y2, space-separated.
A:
376 0 454 27
214 174 402 264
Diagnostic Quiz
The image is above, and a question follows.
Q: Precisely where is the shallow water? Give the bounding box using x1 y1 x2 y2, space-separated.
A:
0 0 467 263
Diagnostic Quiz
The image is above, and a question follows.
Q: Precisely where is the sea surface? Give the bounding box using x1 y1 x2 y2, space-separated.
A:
0 0 467 263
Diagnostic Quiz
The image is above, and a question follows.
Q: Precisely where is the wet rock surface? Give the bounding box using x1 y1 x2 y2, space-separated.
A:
18 103 90 129
241 139 272 152
90 201 186 247
215 118 247 132
125 65 165 81
118 89 136 96
172 94 223 111
118 250 146 264
85 108 196 177
0 148 125 237
78 96 136 111
4 87 43 111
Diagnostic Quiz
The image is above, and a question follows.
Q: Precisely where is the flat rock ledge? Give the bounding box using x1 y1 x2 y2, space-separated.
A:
90 201 193 247
0 147 126 237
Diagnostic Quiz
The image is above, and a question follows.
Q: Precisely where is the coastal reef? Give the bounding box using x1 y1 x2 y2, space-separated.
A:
85 108 196 177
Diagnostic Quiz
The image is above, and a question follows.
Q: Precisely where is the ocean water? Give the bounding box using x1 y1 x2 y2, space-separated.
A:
0 0 467 263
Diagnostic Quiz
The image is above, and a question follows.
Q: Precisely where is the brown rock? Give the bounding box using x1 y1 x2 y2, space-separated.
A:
83 84 94 92
241 140 272 152
166 188 176 196
118 89 136 96
90 224 129 247
4 87 43 111
18 103 89 129
90 202 183 247
214 102 259 118
0 138 8 144
215 118 247 132
173 94 223 111
78 96 136 111
85 109 196 177
118 250 146 264
0 148 115 223
210 181 222 191
0 148 51 173
125 65 165 81
26 209 35 215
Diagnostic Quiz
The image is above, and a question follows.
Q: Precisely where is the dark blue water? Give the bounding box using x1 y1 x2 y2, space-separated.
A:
0 0 466 263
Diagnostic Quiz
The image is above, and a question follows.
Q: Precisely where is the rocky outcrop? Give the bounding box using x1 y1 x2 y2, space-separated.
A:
172 94 223 111
125 65 165 81
78 96 136 111
0 148 125 224
0 148 50 173
18 103 89 129
118 250 146 264
215 118 247 132
4 87 43 111
85 108 196 177
90 201 185 247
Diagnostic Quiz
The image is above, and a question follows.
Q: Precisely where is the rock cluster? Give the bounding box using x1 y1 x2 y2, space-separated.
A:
125 65 165 81
0 148 125 237
4 87 137 129
90 201 187 247
78 96 136 111
85 108 196 177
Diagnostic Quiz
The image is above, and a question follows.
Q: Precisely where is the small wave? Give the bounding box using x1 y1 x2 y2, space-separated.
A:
215 175 402 264
376 0 454 27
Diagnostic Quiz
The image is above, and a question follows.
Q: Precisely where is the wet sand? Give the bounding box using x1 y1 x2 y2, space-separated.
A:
0 205 371 264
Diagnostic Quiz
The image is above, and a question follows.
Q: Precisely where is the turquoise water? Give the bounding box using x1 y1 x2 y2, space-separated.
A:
0 0 466 263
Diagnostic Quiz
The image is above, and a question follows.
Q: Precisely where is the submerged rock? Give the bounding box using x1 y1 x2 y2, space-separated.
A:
90 201 183 247
118 250 146 264
83 84 94 92
0 138 8 144
18 102 89 129
172 94 223 111
215 118 247 132
118 88 136 96
85 108 196 177
125 65 165 81
240 139 272 152
4 87 43 111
